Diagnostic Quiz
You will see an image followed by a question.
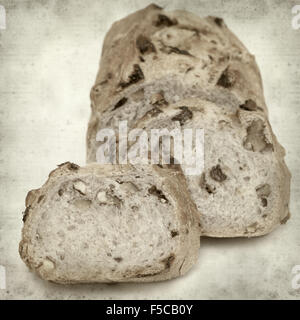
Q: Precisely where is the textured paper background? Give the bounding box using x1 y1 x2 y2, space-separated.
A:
0 0 299 299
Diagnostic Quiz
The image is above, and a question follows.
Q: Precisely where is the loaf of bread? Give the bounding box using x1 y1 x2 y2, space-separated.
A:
19 162 200 283
86 4 291 237
19 4 291 284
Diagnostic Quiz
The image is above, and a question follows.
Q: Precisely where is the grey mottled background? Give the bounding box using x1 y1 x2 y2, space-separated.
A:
0 0 300 299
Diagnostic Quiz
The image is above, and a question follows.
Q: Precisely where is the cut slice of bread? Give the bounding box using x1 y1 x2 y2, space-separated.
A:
127 98 291 237
89 4 266 114
19 162 200 283
87 76 243 163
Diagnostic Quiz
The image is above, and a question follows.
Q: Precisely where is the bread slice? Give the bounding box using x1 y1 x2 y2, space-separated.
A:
87 76 239 162
89 4 266 115
126 98 291 237
19 162 200 283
